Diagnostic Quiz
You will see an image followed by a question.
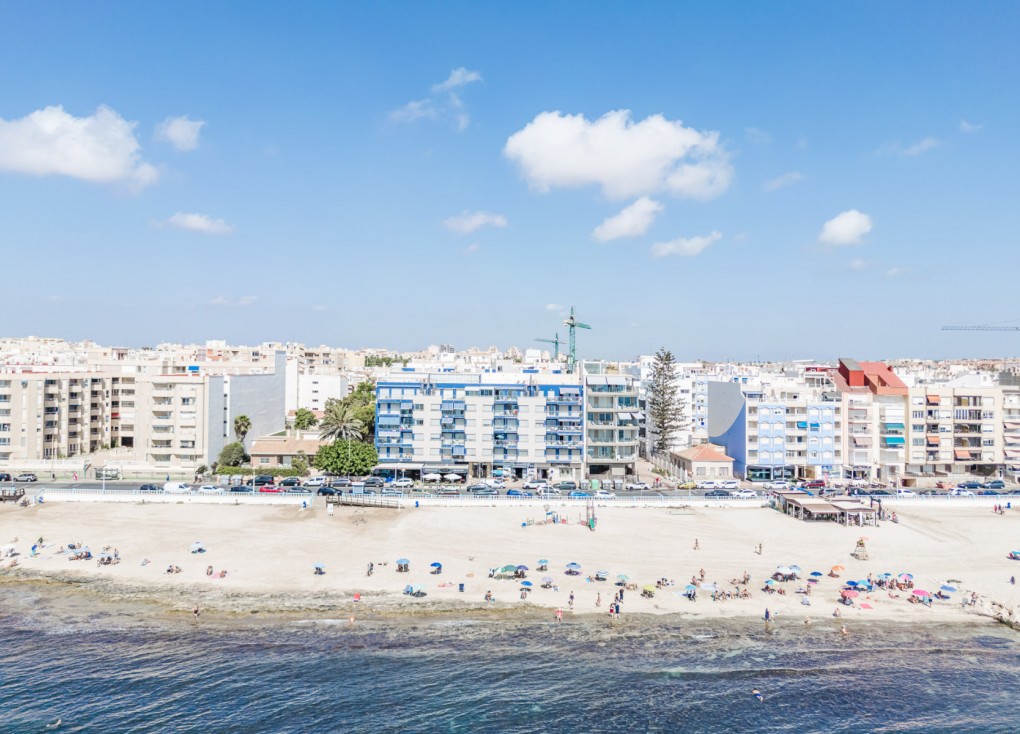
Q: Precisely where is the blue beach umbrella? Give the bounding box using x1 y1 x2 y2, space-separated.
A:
566 562 581 570
764 579 776 587
809 571 823 577
397 558 410 565
684 584 697 591
521 581 533 587
517 565 529 571
845 581 859 587
430 562 442 568
941 585 957 593
789 565 802 574
879 572 893 579
313 563 325 570
538 559 549 565
542 576 554 584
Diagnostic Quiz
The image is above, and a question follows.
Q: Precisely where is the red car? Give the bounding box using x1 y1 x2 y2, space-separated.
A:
258 484 285 493
802 480 826 489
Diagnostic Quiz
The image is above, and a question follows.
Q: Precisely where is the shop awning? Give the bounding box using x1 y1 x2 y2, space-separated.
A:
883 436 905 445
883 422 905 431
374 462 424 472
926 394 941 404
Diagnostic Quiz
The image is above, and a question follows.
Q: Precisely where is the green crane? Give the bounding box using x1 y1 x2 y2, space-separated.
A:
563 306 591 371
535 333 562 361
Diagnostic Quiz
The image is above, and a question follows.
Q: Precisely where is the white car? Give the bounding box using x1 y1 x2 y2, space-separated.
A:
197 485 223 495
895 488 916 498
483 479 506 489
536 487 562 497
392 478 414 488
304 477 327 487
163 482 192 494
719 480 740 490
594 490 617 499
380 488 404 497
949 488 975 497
731 489 758 499
523 480 549 490
626 482 651 491
697 480 719 490
763 480 792 490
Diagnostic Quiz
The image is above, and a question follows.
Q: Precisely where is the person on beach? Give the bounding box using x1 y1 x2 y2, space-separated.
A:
568 591 575 610
555 608 563 622
764 608 771 624
840 625 849 636
753 688 764 702
693 539 700 550
833 607 842 618
596 593 601 608
206 565 213 576
804 616 812 626
193 605 200 619
1011 576 1015 585
699 569 705 581
485 590 493 602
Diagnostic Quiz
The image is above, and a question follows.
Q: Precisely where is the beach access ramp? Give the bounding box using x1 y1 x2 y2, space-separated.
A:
329 494 401 510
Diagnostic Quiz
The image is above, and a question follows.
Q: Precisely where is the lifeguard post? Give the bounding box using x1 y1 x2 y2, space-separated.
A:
851 537 869 561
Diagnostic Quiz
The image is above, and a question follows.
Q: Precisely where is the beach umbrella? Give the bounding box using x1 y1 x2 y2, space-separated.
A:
397 558 410 565
809 571 823 577
841 589 859 598
776 566 793 575
566 562 581 570
807 578 818 584
616 574 630 581
430 562 442 568
700 583 718 591
521 581 533 587
899 573 913 581
912 589 930 597
642 584 657 592
596 570 609 577
422 473 442 482
538 559 549 565
941 585 957 593
541 576 554 584
789 565 802 574
190 541 205 552
684 584 697 592
516 565 529 571
879 572 893 579
313 562 325 570
764 579 776 587
499 564 517 573
831 565 846 571
411 585 424 594
845 581 859 587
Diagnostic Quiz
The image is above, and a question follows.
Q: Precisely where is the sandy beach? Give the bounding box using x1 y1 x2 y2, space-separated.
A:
2 500 1019 627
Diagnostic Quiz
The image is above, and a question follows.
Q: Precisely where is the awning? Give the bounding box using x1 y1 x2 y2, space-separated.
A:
809 422 820 430
559 387 580 395
1005 422 1020 431
954 449 971 460
618 412 633 420
853 436 871 447
374 462 424 471
796 421 808 429
883 436 905 445
883 422 905 430
422 464 468 474
1006 449 1020 458
926 394 941 404
926 436 940 446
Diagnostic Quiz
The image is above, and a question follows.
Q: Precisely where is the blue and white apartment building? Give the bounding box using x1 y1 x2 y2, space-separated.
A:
707 373 843 482
374 367 639 481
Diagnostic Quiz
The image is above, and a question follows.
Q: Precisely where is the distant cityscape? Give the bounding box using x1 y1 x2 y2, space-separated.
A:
1 335 1019 486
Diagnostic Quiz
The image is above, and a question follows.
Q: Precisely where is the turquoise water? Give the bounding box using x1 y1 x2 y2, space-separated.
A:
1 590 1019 733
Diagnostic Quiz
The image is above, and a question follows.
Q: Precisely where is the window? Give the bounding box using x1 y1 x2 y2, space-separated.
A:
259 458 270 465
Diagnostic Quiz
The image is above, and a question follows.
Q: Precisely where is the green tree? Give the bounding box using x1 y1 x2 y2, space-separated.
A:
293 408 318 431
291 454 309 476
217 441 249 467
233 414 252 441
353 403 376 442
313 440 378 476
647 347 688 455
319 399 365 442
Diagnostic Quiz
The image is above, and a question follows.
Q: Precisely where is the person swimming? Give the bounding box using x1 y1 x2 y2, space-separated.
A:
752 688 764 702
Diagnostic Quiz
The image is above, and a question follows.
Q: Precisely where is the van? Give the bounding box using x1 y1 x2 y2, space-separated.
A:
163 482 192 494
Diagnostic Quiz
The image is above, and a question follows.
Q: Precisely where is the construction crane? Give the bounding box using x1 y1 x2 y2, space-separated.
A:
942 325 1020 331
535 333 562 361
563 306 591 371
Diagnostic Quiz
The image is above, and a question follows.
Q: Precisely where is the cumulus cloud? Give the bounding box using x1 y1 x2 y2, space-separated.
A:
545 303 565 313
745 127 772 144
432 67 483 92
884 267 905 278
443 210 507 234
160 212 235 235
463 244 480 255
879 136 941 157
391 68 482 131
154 116 205 151
504 110 733 201
819 210 872 246
0 104 157 188
763 171 805 192
960 119 983 133
592 197 664 242
651 231 722 258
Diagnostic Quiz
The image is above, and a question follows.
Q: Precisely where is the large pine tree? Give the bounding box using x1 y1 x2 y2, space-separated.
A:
647 347 687 455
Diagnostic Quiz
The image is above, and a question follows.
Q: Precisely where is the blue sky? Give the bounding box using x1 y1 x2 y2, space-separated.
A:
1 3 1018 361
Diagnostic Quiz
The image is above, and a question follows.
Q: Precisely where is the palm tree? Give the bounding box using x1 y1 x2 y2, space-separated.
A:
319 400 365 442
233 414 252 442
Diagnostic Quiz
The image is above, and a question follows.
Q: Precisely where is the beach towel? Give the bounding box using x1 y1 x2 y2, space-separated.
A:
860 603 873 610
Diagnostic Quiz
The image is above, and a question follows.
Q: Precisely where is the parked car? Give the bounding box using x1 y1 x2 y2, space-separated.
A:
956 481 981 490
364 477 385 488
696 480 719 490
677 480 698 490
197 485 223 495
252 475 274 486
229 485 255 494
278 477 302 487
522 480 549 490
626 482 650 491
506 489 533 497
350 488 377 496
138 483 162 493
703 489 730 498
982 480 1006 490
304 476 327 487
867 489 892 496
483 479 506 489
763 480 791 490
316 487 338 496
537 486 563 495
0 473 12 482
554 481 578 492
719 480 740 490
469 488 499 496
435 487 461 496
568 491 591 498
15 473 38 482
329 478 352 489
594 490 617 499
732 489 758 499
979 489 1001 496
949 488 975 497
466 483 490 493
163 482 192 494
895 489 916 498
392 478 414 488
380 488 404 497
258 485 285 493
802 480 826 489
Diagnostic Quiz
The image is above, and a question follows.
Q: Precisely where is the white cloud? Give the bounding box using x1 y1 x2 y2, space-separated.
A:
312 304 328 312
884 267 905 278
878 137 941 157
818 210 872 247
848 258 871 270
443 210 507 234
763 171 805 192
154 116 205 151
209 296 229 306
0 104 158 188
463 244 480 255
238 295 257 306
592 197 664 242
504 110 733 201
545 303 564 313
209 295 256 307
960 119 983 133
651 231 722 258
389 99 437 123
745 127 772 144
161 212 235 235
432 67 482 92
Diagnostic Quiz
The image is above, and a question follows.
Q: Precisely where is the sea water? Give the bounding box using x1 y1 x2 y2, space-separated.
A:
1 589 1019 733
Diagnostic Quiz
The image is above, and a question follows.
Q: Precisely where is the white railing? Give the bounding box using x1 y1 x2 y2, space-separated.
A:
33 487 315 506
